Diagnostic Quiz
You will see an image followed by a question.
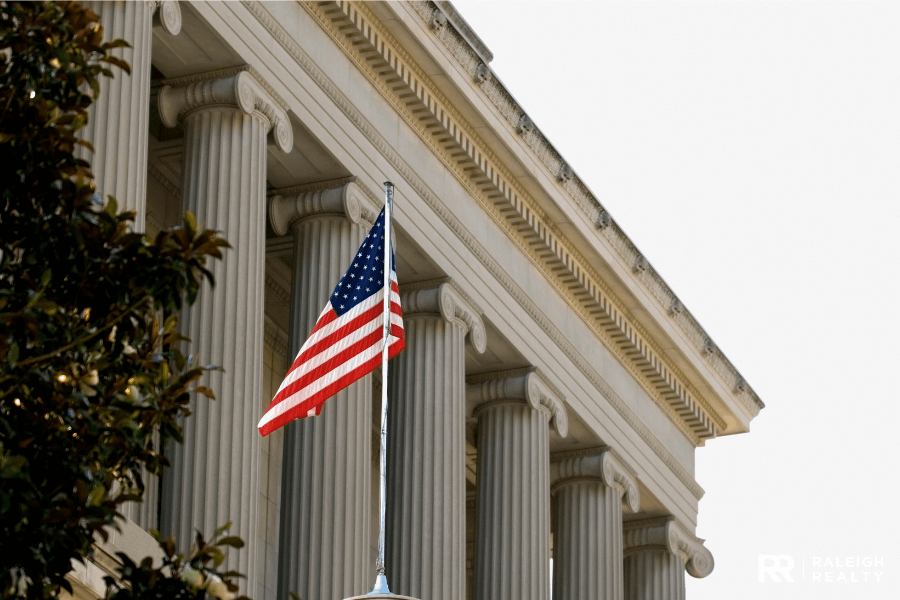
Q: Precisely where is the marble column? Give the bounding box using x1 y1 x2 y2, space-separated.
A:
79 1 180 529
551 447 640 600
469 369 568 600
156 68 293 594
623 517 714 600
268 182 378 600
77 1 181 232
385 282 486 600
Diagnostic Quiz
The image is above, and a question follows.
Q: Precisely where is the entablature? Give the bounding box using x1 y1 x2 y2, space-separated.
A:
288 0 762 449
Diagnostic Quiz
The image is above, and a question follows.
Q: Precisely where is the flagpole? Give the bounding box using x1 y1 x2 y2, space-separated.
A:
370 181 395 596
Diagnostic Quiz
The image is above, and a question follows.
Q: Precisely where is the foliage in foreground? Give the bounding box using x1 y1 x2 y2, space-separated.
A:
0 2 243 599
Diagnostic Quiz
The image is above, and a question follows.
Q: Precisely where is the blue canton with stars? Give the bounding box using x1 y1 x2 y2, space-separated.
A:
330 207 397 316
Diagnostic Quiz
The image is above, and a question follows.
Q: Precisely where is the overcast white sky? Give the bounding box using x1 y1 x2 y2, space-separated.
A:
453 1 900 597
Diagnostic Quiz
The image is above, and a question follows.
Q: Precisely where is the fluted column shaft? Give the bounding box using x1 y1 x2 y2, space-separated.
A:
159 105 267 592
551 448 639 600
555 482 622 599
277 214 371 600
77 1 180 232
385 284 482 599
474 401 551 600
624 551 685 600
80 2 179 528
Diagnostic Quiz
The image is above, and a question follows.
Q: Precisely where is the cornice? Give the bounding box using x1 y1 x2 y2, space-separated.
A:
241 0 705 500
406 1 764 417
289 0 722 445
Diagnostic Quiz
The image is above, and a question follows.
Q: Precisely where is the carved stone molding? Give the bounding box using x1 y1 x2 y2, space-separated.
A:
551 446 640 513
633 255 648 274
147 162 179 200
267 181 375 235
158 68 292 153
467 368 568 437
669 298 683 315
516 114 534 135
400 282 487 353
595 210 611 229
623 517 715 579
429 8 447 32
557 163 575 183
149 0 181 35
263 317 289 361
473 63 490 84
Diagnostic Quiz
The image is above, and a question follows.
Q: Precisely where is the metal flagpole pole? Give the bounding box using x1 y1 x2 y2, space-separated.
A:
370 181 394 595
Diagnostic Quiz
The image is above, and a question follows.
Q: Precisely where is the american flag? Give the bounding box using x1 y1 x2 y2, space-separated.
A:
258 207 404 436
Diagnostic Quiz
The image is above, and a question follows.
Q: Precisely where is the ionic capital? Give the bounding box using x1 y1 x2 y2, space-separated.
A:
550 447 640 513
267 181 376 235
467 368 568 437
149 0 181 35
158 67 293 152
400 282 486 353
623 517 715 578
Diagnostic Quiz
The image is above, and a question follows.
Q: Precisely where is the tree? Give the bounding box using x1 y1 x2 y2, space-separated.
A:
0 2 244 598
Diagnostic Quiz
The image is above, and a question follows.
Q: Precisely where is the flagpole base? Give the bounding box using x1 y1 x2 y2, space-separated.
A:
342 574 421 600
343 596 420 600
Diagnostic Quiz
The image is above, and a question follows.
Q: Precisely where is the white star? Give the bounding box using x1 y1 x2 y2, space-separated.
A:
343 294 348 298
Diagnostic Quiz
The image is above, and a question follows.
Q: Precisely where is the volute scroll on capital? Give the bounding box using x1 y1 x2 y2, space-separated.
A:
400 282 487 354
623 517 715 579
268 181 376 235
467 368 568 437
550 447 640 513
158 69 293 153
148 0 182 36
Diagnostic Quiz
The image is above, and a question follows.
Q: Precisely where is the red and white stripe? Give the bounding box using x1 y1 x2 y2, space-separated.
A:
258 278 404 436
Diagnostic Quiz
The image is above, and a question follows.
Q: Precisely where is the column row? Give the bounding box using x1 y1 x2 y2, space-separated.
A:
79 17 716 597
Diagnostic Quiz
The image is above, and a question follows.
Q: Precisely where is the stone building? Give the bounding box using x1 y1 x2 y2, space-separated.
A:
68 2 764 600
